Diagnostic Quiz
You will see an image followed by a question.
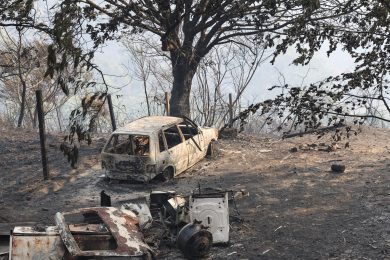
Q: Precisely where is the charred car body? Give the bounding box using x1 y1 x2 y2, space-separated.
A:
101 116 218 182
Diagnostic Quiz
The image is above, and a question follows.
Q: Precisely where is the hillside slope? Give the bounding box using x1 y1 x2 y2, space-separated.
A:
0 126 389 259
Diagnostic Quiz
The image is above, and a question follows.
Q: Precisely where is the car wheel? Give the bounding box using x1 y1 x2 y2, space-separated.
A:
206 140 218 158
160 167 174 181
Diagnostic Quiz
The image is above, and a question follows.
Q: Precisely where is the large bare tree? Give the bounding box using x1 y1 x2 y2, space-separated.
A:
45 0 346 117
0 28 67 128
191 40 269 127
4 0 384 138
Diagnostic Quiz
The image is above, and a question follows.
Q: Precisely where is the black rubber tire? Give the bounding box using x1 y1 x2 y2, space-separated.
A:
160 167 174 181
206 140 217 158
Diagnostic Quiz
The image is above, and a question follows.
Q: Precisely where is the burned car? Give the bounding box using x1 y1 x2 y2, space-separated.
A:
101 116 218 182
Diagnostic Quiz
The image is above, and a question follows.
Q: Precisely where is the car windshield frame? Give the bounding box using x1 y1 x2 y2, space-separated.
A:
104 133 150 156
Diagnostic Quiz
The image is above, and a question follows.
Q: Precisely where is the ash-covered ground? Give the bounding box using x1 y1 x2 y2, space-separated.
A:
0 126 389 259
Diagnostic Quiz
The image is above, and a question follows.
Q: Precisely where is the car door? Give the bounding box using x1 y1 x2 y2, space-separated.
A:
179 118 205 168
162 124 189 175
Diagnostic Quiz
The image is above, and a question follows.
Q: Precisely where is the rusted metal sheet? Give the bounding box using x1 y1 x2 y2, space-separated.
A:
55 207 153 258
68 224 110 235
10 226 65 260
121 197 153 230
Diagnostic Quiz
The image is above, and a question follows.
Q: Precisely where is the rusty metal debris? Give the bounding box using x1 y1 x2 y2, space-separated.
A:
8 207 154 260
145 187 233 258
56 207 153 258
132 189 217 258
150 191 176 209
121 197 153 230
163 195 187 226
10 226 65 259
6 187 239 260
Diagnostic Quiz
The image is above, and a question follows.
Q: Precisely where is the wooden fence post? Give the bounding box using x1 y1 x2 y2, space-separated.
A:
36 90 49 180
107 94 117 131
56 107 62 132
228 93 233 127
165 92 170 116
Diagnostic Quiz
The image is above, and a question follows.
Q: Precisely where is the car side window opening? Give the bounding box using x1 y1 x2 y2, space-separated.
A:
104 134 149 155
164 125 183 149
158 131 166 152
178 121 199 140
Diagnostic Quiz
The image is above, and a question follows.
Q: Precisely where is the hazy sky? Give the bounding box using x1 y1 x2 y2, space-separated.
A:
36 0 357 114
94 40 356 111
0 1 365 129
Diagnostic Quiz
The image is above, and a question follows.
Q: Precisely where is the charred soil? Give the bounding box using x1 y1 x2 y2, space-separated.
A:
0 126 389 259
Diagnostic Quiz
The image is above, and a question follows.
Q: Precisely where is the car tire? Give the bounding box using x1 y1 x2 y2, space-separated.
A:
160 167 174 181
206 140 218 159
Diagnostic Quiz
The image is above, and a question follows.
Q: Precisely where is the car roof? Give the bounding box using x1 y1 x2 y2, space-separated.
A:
114 116 183 135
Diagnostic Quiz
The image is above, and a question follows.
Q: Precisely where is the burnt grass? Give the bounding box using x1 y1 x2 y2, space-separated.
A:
0 126 389 259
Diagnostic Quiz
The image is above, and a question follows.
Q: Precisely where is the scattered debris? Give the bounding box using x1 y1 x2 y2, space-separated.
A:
150 191 176 209
121 197 153 230
280 154 291 163
331 164 346 173
10 226 65 259
262 249 271 255
8 207 154 259
56 207 153 258
318 143 340 152
259 149 272 153
283 124 345 139
292 142 342 152
274 225 285 232
100 190 111 206
146 186 241 257
233 189 249 200
6 186 239 259
219 128 238 139
164 195 187 225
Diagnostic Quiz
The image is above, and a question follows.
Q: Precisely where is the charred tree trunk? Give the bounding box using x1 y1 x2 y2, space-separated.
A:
17 77 27 128
169 53 198 117
143 80 151 116
16 29 27 128
32 108 38 128
56 107 62 132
